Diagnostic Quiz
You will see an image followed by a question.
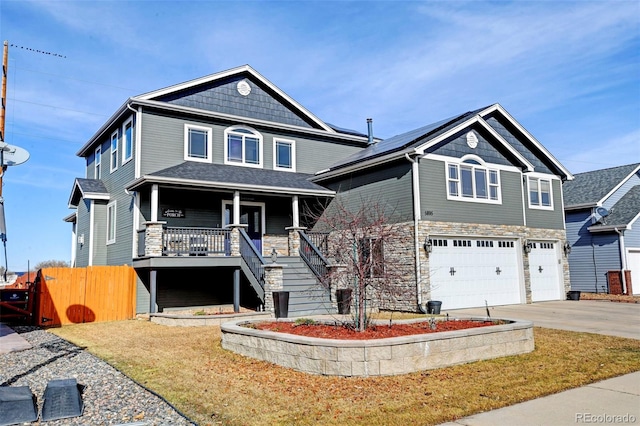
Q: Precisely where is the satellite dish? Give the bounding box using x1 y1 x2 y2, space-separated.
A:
1 144 30 166
596 207 609 218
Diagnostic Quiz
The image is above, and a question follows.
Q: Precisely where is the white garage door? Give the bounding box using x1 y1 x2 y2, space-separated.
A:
628 249 640 296
429 237 522 310
528 241 563 302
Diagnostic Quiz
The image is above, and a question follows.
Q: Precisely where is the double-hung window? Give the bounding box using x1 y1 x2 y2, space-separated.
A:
122 117 134 164
528 177 553 209
224 126 262 167
95 146 101 179
447 159 500 203
273 138 295 171
110 131 118 172
184 125 212 162
106 201 117 244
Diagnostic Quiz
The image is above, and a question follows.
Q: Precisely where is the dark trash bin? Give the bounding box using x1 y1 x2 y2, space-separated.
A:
336 288 353 315
427 300 442 315
273 291 290 318
567 291 581 301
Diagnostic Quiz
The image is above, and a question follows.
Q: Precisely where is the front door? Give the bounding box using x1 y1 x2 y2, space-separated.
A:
224 203 264 253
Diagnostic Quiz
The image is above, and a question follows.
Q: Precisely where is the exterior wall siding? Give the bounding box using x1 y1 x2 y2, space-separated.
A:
75 200 91 267
419 159 524 226
525 179 565 230
92 201 108 265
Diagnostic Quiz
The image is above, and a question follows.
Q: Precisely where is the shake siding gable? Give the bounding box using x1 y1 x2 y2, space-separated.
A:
418 159 524 226
429 127 513 167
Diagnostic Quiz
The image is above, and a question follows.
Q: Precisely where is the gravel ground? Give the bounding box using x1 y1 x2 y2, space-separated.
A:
1 326 195 426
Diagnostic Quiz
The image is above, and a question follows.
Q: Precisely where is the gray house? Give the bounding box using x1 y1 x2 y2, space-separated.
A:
563 163 640 295
313 104 574 310
66 65 574 315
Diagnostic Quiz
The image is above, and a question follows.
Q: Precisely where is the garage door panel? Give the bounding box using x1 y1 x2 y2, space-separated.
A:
529 241 562 302
429 237 521 309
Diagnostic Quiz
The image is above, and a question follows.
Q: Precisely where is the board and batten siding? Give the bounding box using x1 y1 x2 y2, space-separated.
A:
324 161 414 224
418 159 524 226
138 110 364 177
525 179 565 230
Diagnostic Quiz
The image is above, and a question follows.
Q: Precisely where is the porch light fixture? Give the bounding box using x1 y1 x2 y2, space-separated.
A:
271 248 278 263
563 241 572 256
523 240 532 254
423 237 432 254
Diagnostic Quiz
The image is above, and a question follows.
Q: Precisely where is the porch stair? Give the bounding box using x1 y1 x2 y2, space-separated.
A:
280 256 333 317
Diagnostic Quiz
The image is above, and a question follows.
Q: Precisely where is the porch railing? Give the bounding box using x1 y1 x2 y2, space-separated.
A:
305 231 329 254
163 227 231 256
239 228 265 288
299 230 329 280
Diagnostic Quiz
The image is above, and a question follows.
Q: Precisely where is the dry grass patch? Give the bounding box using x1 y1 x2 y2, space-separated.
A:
51 320 640 426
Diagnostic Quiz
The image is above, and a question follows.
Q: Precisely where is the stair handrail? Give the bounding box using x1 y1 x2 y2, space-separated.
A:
299 230 329 280
239 228 265 288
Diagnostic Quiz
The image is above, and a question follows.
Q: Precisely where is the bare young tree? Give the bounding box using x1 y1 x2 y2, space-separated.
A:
309 196 415 331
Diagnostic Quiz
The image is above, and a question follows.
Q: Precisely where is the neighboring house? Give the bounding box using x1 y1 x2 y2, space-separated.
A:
563 163 640 295
312 104 573 311
66 65 574 315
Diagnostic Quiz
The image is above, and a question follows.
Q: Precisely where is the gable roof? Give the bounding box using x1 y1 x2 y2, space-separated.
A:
68 178 110 207
125 162 335 197
563 163 640 209
588 185 640 231
312 103 571 181
77 65 370 157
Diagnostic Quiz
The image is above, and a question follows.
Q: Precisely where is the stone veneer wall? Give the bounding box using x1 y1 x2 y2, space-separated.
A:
221 318 534 377
324 220 570 313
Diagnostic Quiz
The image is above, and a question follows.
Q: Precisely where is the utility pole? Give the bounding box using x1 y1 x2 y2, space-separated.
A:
0 40 8 197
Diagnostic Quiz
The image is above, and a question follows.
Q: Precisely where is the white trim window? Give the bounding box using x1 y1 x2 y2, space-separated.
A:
110 130 119 172
122 116 134 164
447 157 501 203
528 176 553 209
224 126 263 168
95 146 102 179
106 201 117 245
273 138 295 171
184 124 212 163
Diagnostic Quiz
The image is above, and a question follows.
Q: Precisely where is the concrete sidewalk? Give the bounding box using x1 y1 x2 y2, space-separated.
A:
439 371 640 426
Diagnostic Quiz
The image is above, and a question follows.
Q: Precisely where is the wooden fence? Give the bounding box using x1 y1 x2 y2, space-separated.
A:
35 266 136 326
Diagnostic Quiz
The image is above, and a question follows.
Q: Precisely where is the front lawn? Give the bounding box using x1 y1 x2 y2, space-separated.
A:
51 320 640 426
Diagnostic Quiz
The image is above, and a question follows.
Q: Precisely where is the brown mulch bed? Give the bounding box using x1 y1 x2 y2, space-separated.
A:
579 293 640 303
251 319 503 340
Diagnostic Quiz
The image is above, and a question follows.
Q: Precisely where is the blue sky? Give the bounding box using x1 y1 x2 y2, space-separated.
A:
0 0 638 271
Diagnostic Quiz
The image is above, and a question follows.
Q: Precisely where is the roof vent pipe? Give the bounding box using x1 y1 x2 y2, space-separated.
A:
367 118 374 144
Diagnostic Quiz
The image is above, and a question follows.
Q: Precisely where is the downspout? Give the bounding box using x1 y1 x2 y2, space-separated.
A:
405 153 426 313
614 227 627 294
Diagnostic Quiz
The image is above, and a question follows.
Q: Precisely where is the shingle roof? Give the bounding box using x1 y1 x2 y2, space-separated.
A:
131 162 333 196
76 178 108 194
68 178 109 207
591 185 640 228
563 163 640 207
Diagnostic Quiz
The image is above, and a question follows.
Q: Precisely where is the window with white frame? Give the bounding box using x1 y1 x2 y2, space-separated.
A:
273 138 295 171
528 176 553 209
110 130 118 172
122 117 134 164
95 146 101 179
224 126 262 167
447 159 500 203
106 201 117 244
184 124 212 162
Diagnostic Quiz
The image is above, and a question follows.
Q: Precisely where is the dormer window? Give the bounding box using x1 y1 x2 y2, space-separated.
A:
447 157 501 204
224 126 262 168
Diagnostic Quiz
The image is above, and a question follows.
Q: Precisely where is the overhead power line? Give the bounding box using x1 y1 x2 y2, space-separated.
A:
10 44 66 59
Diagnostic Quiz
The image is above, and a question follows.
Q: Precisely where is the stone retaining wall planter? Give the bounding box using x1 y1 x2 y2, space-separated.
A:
221 317 534 377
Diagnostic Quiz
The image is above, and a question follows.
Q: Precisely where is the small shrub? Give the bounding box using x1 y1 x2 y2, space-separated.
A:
294 318 317 326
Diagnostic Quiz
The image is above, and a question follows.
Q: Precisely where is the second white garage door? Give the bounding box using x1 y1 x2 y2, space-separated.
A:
429 237 522 310
528 241 563 302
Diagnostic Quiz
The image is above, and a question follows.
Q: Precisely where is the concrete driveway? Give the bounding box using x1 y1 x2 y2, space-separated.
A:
447 300 640 340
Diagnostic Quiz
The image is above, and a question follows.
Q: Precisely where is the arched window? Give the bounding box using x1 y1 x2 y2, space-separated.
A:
224 126 263 168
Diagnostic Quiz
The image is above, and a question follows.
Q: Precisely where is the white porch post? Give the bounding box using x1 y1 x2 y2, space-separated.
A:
233 190 240 224
151 184 159 222
292 195 299 228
